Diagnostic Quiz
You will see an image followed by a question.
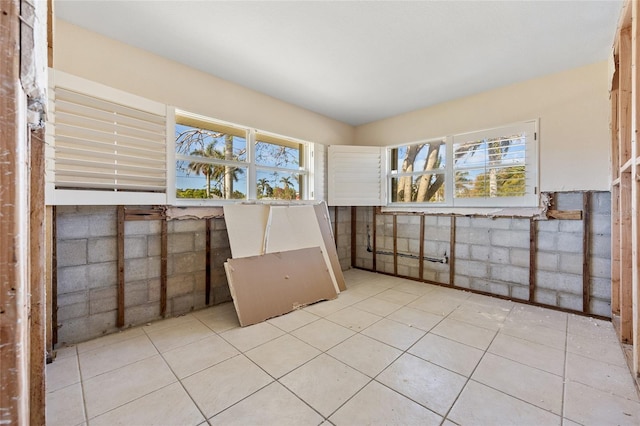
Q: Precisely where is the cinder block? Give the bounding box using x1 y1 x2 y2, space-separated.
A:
537 220 559 232
57 265 89 293
125 303 161 327
396 215 410 225
397 238 409 253
456 260 489 279
384 237 395 251
194 271 207 292
125 258 148 282
490 265 529 286
533 288 557 306
57 290 88 308
88 212 117 237
57 239 88 267
408 238 420 253
589 298 611 318
591 215 611 236
457 228 490 245
470 245 490 261
591 234 611 258
556 233 583 254
124 236 148 259
558 292 582 311
171 294 195 316
590 277 611 299
125 220 152 236
172 252 205 274
56 205 78 215
537 271 582 294
87 237 118 264
455 217 470 227
510 285 529 301
361 258 373 270
469 278 509 296
558 253 583 275
169 233 195 254
591 257 611 279
536 252 558 272
510 248 530 268
537 231 558 252
210 230 230 249
124 281 150 308
424 216 438 226
555 192 583 210
455 243 470 260
87 262 117 289
57 301 89 321
193 291 208 311
511 219 531 231
88 311 118 337
592 191 611 214
408 215 420 226
213 286 232 304
439 272 450 285
453 275 470 288
397 264 410 277
89 286 118 314
148 279 161 302
172 219 205 233
57 317 89 346
489 247 510 264
57 215 90 240
167 274 195 298
438 216 453 227
471 217 511 230
214 217 227 231
147 235 161 257
559 220 583 233
490 230 529 249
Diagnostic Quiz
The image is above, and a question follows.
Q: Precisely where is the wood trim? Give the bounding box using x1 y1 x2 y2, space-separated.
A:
582 192 591 314
449 215 456 286
529 218 537 303
117 205 125 327
160 219 168 317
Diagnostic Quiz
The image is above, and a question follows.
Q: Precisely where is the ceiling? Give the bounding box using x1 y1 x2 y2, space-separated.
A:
55 1 622 126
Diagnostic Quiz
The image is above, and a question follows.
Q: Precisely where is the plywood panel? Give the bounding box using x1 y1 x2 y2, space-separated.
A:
265 205 341 293
225 248 337 327
223 204 270 258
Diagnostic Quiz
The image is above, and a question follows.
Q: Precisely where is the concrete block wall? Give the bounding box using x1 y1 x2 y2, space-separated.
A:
347 191 612 318
328 206 352 271
55 206 233 346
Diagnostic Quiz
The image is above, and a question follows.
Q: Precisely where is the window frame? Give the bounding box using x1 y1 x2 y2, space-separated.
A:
169 109 315 206
385 120 539 208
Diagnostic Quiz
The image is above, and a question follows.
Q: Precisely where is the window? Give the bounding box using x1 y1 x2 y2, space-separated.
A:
174 111 313 203
386 120 538 208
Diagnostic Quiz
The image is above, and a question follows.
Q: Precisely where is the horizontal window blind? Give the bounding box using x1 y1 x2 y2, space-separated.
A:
328 145 385 206
52 87 167 192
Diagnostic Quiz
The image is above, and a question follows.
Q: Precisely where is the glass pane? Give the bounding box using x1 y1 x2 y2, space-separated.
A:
255 136 302 170
455 166 525 198
256 169 302 200
391 173 445 203
453 132 525 170
176 160 246 199
391 142 445 173
175 123 247 162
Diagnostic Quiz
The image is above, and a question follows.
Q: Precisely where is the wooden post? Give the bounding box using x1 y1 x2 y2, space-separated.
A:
612 184 621 315
351 206 357 268
372 207 377 272
582 192 591 314
419 215 425 280
0 1 30 422
205 219 211 305
51 205 58 346
117 206 125 327
529 218 537 302
621 171 633 343
393 215 398 275
449 215 456 286
160 219 168 317
45 206 54 358
334 206 339 249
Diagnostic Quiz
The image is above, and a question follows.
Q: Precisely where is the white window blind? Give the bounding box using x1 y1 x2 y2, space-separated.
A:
47 70 168 205
328 145 385 206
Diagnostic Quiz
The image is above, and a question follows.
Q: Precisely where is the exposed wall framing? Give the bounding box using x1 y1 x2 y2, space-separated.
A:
611 0 640 382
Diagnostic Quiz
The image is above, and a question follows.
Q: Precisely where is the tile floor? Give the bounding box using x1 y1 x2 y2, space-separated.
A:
47 269 640 425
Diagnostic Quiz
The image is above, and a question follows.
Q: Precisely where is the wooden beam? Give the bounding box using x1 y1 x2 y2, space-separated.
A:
334 206 339 249
612 184 622 315
0 1 28 422
160 219 168 317
393 215 398 275
205 219 211 305
372 207 377 272
52 205 58 346
419 215 425 281
582 192 591 314
547 210 582 220
29 126 46 426
620 27 632 165
117 206 125 327
529 218 537 303
45 206 53 358
632 0 640 375
449 215 456 287
351 207 357 268
620 171 633 343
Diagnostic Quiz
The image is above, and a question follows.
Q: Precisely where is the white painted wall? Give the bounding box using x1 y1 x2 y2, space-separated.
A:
355 62 611 192
53 20 354 146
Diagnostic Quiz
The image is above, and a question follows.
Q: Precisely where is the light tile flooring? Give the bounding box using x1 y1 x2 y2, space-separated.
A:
47 269 640 425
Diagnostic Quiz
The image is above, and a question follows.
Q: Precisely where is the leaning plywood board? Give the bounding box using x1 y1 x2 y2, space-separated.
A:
223 204 270 258
225 247 337 326
313 202 347 291
264 205 341 293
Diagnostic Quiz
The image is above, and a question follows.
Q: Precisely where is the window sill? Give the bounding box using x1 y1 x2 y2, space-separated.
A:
381 205 546 218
